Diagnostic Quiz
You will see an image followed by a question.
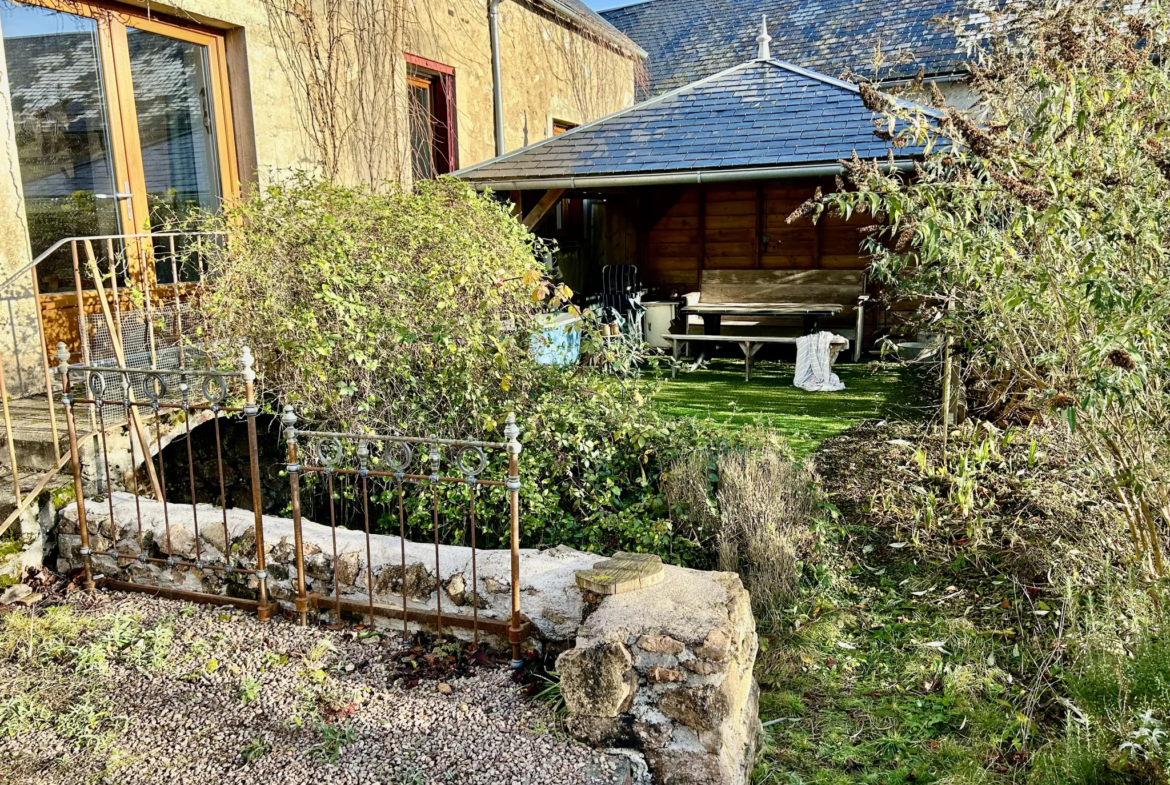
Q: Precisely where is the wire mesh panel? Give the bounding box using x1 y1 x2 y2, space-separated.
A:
83 303 205 422
282 409 530 665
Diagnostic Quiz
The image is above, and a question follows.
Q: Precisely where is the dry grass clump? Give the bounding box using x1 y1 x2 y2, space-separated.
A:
665 446 818 613
716 449 817 613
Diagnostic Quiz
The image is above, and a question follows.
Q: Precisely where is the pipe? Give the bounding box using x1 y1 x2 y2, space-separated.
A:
464 159 916 191
489 0 506 157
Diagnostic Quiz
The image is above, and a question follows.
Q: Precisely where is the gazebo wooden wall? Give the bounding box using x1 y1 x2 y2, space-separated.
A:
632 177 872 292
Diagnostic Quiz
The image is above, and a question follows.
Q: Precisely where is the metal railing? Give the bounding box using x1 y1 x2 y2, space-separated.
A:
282 409 530 664
0 231 223 540
55 343 276 618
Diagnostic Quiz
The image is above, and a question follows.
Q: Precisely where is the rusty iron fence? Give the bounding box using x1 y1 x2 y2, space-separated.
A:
52 339 531 660
54 341 277 620
0 231 223 541
281 407 530 665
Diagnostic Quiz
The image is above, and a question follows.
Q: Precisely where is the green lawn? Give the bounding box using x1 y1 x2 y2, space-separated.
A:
651 358 930 456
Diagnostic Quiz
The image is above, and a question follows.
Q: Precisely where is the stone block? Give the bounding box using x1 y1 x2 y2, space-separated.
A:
646 666 686 684
374 562 434 600
695 627 732 661
658 686 730 731
637 634 685 655
557 642 636 717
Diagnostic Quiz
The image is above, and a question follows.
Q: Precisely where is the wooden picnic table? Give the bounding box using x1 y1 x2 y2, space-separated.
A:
680 302 846 336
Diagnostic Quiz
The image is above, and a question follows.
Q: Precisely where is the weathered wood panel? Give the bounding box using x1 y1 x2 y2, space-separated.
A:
638 178 875 293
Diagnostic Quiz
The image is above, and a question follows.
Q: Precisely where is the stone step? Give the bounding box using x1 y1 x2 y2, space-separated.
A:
0 395 69 473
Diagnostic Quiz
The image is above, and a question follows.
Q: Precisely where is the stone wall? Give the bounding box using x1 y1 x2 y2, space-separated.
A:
558 569 760 785
56 494 760 784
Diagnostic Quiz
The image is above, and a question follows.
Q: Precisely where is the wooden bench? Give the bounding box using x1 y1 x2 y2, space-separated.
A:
681 270 869 361
664 334 785 381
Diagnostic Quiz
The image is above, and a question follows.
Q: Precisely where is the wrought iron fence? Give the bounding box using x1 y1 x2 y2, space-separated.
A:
281 409 530 665
53 341 532 660
0 231 222 541
55 342 277 620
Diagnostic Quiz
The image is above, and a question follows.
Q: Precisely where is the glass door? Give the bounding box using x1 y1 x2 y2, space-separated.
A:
0 0 236 292
0 0 125 292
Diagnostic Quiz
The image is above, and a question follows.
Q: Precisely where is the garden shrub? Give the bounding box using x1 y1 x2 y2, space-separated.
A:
199 176 762 565
715 448 817 614
818 0 1170 577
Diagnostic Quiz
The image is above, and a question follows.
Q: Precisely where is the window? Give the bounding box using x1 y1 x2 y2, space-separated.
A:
552 119 577 136
405 54 456 181
0 0 236 292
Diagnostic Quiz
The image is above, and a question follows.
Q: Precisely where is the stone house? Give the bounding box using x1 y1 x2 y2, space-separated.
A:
0 0 643 392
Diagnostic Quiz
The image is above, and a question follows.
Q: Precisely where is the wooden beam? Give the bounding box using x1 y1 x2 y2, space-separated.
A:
522 188 566 229
83 242 164 501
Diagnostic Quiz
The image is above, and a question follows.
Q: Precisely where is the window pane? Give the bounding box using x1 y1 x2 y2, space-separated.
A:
126 27 220 282
409 81 436 181
1 0 122 293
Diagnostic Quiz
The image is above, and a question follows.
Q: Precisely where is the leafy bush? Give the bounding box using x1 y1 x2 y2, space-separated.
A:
200 176 760 564
817 0 1170 576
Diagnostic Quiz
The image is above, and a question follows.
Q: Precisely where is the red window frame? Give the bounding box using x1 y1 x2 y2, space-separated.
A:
405 53 458 175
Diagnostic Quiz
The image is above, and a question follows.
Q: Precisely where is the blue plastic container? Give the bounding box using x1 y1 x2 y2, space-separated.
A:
531 312 582 366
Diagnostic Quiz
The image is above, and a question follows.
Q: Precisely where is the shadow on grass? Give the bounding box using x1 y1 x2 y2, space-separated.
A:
650 358 932 456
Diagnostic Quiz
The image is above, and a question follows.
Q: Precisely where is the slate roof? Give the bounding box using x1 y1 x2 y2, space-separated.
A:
455 57 935 187
537 0 645 56
602 0 977 95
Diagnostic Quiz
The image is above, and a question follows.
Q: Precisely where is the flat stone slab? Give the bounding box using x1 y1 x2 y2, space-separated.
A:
575 551 664 595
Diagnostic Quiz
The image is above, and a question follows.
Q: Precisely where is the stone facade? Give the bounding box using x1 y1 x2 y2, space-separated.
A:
0 0 639 393
557 568 761 785
55 494 760 783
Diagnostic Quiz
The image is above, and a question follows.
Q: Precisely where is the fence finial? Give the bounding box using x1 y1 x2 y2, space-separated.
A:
756 14 771 61
504 413 522 456
240 346 255 383
54 342 70 375
281 405 298 443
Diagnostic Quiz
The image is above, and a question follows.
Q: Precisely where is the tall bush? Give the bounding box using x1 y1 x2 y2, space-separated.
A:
813 0 1170 577
199 177 747 564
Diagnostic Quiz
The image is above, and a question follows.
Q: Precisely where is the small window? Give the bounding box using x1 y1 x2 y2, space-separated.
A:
406 55 457 181
409 74 438 180
552 119 577 136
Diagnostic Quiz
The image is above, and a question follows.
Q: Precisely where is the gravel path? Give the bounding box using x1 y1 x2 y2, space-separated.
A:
0 590 619 785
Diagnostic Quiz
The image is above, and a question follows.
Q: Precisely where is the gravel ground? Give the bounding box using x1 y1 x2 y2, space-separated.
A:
0 589 620 785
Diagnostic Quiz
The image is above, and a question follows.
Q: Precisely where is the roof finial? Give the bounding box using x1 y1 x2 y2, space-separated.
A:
756 15 772 61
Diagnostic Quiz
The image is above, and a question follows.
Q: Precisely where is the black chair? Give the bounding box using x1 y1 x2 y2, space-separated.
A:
600 264 646 337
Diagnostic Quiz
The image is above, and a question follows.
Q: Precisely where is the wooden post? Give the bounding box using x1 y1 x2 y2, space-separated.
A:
83 241 164 500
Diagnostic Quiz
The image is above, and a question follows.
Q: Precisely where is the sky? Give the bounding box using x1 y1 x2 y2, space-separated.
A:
584 0 638 11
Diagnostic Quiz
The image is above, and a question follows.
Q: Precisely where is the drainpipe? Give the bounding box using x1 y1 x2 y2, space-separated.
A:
489 0 506 156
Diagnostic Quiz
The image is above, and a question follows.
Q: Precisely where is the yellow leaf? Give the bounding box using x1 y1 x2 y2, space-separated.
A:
501 376 512 391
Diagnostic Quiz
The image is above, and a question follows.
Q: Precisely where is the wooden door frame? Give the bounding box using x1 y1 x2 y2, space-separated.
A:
17 0 238 302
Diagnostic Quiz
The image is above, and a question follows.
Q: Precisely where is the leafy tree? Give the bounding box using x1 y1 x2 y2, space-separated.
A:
814 0 1170 576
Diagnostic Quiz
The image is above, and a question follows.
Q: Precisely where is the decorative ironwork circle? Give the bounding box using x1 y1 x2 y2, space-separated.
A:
202 375 228 404
87 372 106 398
315 437 344 467
456 445 488 477
384 441 414 473
145 374 167 402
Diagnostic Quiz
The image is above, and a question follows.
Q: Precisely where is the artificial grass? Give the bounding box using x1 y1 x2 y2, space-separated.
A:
650 357 930 457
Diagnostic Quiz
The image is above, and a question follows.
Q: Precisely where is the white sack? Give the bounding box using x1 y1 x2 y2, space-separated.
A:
794 331 849 392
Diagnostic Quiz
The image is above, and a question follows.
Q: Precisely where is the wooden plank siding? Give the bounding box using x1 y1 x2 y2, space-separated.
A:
639 178 873 291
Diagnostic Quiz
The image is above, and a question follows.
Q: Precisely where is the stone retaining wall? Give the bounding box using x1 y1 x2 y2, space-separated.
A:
57 494 760 784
